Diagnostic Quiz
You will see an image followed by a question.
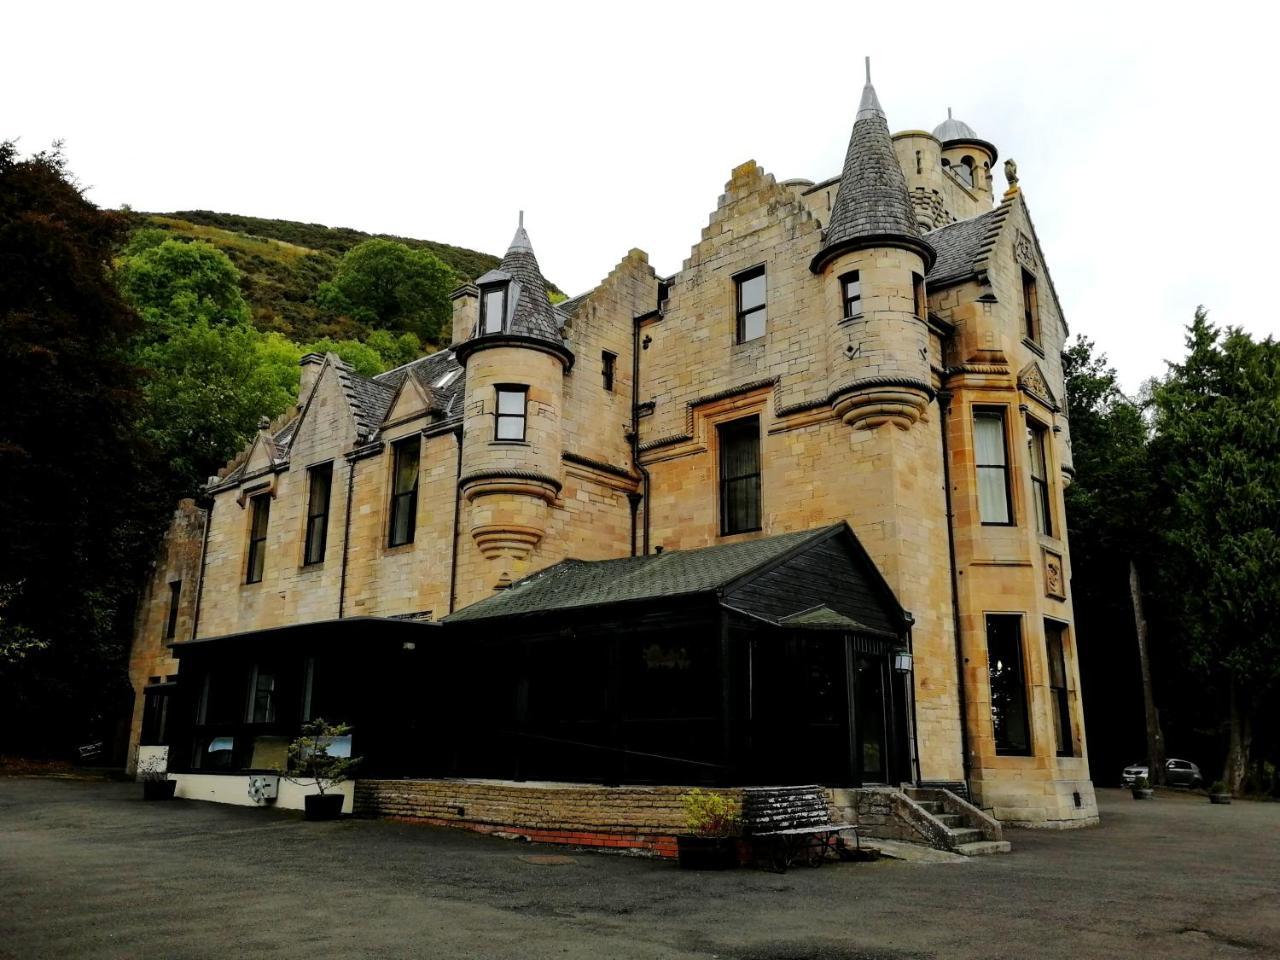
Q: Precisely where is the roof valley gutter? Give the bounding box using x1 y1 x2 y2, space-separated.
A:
189 496 214 642
338 453 355 619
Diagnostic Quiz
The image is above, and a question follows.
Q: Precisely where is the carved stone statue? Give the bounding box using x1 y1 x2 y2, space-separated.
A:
1004 158 1019 186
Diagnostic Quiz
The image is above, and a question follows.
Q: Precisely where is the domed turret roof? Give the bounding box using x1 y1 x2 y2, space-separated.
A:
931 108 998 161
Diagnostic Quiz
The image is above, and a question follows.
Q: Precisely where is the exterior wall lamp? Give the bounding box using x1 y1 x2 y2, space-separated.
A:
893 650 914 674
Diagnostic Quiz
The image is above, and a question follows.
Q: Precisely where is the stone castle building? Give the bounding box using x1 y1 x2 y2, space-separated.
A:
129 65 1097 830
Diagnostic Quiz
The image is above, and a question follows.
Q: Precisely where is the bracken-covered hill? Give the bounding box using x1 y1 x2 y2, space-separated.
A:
133 210 508 341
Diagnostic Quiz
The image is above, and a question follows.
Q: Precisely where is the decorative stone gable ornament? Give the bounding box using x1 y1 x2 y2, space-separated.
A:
1004 158 1018 186
1018 361 1058 410
1014 230 1034 270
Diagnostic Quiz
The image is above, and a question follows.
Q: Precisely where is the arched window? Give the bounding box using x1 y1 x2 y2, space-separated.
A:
955 156 975 187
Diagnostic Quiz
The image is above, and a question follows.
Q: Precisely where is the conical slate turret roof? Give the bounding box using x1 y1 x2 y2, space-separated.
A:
473 214 564 346
811 61 935 273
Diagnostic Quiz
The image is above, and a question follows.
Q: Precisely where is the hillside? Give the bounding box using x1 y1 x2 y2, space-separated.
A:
134 210 520 341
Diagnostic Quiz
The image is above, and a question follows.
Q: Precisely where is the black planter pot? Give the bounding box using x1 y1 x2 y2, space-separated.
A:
676 835 738 870
1209 793 1232 805
1131 788 1154 800
304 793 345 821
142 780 177 801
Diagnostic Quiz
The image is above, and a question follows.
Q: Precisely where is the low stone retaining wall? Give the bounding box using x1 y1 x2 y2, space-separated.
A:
355 779 745 858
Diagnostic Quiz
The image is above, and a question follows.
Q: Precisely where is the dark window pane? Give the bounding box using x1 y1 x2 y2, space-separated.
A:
1027 421 1052 536
988 615 1031 755
246 496 270 583
1045 621 1074 756
305 463 332 565
719 417 761 535
388 439 419 547
166 580 181 639
842 272 861 317
602 351 616 392
736 268 767 342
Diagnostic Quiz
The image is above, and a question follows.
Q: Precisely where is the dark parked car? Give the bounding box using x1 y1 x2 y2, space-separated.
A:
1121 758 1204 788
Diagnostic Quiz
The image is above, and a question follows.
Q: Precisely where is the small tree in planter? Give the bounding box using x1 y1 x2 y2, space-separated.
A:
1131 775 1154 800
677 789 741 870
286 719 360 821
138 755 176 802
1208 780 1232 805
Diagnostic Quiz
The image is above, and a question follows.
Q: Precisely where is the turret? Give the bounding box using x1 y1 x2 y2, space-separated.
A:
454 215 572 587
933 108 998 202
811 60 935 430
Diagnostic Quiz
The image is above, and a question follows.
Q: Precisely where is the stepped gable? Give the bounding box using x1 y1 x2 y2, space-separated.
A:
813 61 935 273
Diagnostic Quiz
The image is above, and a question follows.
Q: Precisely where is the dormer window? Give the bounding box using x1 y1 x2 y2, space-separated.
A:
480 283 508 335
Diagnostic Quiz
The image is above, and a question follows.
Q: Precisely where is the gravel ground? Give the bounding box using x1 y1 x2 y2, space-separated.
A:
1 778 1277 959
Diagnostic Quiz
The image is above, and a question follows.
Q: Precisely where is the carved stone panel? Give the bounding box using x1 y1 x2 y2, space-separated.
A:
1014 230 1034 270
1043 548 1066 600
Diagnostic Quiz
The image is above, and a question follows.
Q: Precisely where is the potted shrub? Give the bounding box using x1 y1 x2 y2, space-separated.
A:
1208 780 1232 805
1131 775 1154 800
677 789 741 870
139 756 176 801
287 719 360 821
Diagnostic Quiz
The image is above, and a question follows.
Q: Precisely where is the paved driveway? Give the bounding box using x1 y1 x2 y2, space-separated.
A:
1 779 1277 959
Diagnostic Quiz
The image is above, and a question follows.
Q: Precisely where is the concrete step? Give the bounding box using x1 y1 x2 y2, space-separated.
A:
916 800 943 814
935 813 965 828
949 827 984 844
956 840 1012 856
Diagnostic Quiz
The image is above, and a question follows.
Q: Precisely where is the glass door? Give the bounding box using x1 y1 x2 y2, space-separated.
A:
852 654 888 784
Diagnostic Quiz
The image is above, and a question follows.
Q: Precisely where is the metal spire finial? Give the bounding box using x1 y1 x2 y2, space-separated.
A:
518 210 524 228
947 107 952 120
865 57 871 83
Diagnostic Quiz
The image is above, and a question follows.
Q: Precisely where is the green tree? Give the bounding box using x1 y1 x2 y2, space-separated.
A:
1062 336 1163 782
1149 310 1280 793
300 338 387 378
136 321 299 494
315 239 454 342
0 141 145 753
365 329 422 368
117 237 251 335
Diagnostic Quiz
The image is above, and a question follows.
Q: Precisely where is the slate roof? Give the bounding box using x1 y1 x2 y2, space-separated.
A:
446 525 842 623
813 72 934 273
333 361 397 439
488 221 564 347
374 347 466 419
924 206 1006 287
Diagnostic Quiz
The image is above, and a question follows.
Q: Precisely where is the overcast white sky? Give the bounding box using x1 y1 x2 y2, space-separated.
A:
6 0 1276 390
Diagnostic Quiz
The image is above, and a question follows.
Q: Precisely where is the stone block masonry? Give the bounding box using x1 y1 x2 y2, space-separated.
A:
355 779 746 859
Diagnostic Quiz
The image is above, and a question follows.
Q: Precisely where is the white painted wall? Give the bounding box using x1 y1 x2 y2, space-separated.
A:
170 773 354 814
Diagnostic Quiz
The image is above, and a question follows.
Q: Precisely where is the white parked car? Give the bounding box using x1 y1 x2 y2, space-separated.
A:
1121 758 1203 788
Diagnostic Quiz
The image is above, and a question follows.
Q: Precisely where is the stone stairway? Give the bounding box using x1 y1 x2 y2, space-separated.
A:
903 787 1010 856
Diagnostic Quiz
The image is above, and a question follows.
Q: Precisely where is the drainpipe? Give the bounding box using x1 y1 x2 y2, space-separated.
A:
337 454 356 619
448 427 464 614
189 495 214 641
938 389 972 791
630 313 653 556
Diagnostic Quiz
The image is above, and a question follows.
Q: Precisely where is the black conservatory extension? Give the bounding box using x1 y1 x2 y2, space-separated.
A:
147 523 918 789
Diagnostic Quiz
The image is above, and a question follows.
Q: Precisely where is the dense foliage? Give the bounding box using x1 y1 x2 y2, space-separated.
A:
315 239 454 342
0 145 483 757
1066 315 1280 795
0 142 145 750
